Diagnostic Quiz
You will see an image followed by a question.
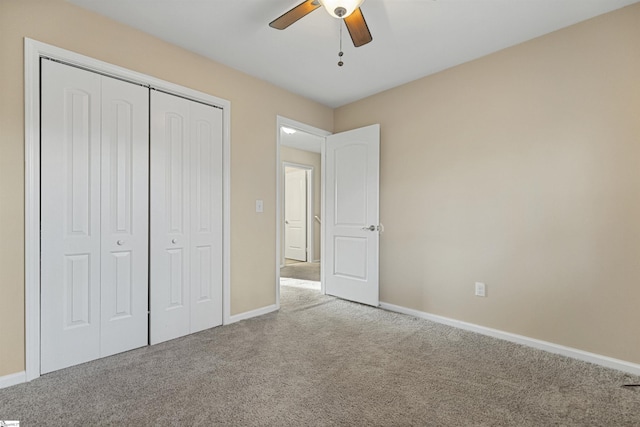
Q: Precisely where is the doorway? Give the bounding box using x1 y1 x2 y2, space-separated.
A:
276 117 330 304
276 118 381 310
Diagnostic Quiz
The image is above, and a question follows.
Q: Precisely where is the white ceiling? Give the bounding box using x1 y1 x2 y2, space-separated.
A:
68 0 639 108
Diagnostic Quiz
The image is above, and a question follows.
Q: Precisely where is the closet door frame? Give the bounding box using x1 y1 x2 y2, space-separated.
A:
24 38 231 382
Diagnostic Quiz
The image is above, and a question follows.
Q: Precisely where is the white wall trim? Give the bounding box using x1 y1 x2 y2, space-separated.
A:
24 38 232 382
0 371 26 390
24 37 42 382
380 301 640 376
320 136 326 295
227 304 278 325
275 116 331 310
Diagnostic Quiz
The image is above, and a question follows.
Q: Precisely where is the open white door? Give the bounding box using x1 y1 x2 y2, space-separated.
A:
324 124 380 306
284 167 307 261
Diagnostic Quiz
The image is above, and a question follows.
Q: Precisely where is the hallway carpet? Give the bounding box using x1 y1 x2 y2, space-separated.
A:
280 261 320 282
1 285 639 425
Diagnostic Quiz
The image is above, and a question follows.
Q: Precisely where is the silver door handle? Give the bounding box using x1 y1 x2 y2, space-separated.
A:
362 225 376 231
171 238 178 244
116 240 125 246
285 220 289 224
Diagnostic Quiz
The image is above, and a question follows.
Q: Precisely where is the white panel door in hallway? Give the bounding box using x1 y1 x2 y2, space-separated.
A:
284 167 307 261
40 59 149 374
324 124 380 307
150 90 223 345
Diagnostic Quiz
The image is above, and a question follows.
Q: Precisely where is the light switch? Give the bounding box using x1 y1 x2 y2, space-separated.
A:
255 199 264 213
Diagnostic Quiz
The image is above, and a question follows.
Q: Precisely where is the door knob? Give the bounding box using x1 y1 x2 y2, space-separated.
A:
116 240 125 246
285 220 289 224
362 225 376 231
171 238 178 244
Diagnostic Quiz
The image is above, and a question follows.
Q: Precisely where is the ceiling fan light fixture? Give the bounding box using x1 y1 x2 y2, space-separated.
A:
319 0 364 19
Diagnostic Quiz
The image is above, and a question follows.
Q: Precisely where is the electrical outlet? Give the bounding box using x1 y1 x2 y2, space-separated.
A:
475 282 486 297
256 200 264 213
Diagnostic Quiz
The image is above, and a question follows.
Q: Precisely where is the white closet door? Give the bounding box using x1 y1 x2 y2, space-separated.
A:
150 91 191 344
150 91 223 344
189 101 223 333
41 60 149 374
100 76 150 357
41 60 102 374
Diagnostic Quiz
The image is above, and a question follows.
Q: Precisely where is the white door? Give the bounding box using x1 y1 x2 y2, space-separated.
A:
324 124 380 307
284 167 307 261
100 75 150 357
41 60 149 374
189 100 224 334
150 90 223 345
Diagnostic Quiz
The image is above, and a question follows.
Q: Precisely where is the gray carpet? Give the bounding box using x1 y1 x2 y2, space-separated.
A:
1 285 639 426
280 261 320 282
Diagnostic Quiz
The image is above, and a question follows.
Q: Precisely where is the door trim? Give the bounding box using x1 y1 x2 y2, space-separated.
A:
24 38 232 381
275 116 330 310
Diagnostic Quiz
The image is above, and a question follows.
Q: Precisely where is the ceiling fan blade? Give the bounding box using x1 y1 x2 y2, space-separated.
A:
344 7 372 47
269 0 321 30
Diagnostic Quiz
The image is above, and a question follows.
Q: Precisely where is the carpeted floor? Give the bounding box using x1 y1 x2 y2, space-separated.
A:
280 261 320 282
1 285 639 426
279 277 321 291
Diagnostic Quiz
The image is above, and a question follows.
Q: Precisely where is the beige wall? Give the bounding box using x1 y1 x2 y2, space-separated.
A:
281 146 322 262
0 0 333 377
335 4 640 364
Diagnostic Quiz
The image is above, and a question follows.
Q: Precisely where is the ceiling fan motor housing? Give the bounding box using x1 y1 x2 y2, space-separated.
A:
334 6 347 17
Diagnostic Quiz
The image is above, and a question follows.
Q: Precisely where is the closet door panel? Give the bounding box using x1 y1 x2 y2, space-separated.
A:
150 90 191 344
100 77 149 356
190 102 223 332
41 60 102 374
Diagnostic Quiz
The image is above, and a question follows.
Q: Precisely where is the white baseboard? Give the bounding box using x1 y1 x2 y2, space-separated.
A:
0 371 26 390
227 303 278 325
379 302 640 376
